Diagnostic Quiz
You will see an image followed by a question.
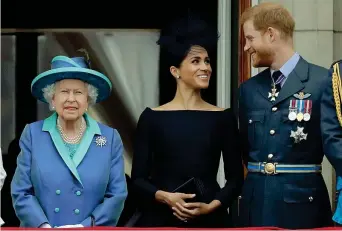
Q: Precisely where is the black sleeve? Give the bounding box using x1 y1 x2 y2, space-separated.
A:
214 109 244 208
131 109 159 203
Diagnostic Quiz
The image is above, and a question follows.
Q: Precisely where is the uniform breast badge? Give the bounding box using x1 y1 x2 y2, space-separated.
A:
293 92 312 122
290 126 308 143
95 136 107 147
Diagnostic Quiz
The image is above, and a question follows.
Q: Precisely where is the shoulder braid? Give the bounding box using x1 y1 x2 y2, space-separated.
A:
332 62 342 127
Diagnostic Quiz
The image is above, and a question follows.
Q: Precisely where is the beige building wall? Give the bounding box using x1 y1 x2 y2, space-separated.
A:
253 0 342 207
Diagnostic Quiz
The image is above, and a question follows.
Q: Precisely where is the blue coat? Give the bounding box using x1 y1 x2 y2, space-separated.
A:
238 57 333 229
11 113 128 227
321 60 342 224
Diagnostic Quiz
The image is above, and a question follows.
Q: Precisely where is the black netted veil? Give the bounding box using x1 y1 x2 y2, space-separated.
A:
157 12 220 66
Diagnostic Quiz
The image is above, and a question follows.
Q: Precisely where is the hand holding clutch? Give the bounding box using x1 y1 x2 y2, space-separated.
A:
172 201 213 221
170 178 220 222
163 192 196 221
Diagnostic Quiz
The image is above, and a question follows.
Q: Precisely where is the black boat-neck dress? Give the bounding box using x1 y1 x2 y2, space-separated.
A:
131 107 244 228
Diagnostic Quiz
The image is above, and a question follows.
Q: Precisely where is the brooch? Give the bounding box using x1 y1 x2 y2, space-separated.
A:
95 136 107 147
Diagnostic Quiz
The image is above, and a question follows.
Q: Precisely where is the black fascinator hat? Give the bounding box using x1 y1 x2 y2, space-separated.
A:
157 12 220 65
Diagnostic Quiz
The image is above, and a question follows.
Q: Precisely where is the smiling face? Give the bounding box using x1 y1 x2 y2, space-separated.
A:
52 79 89 121
170 45 212 89
243 19 275 68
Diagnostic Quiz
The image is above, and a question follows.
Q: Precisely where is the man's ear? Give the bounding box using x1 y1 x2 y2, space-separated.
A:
267 26 278 42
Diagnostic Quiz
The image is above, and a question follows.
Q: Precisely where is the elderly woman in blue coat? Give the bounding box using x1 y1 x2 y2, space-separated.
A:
11 52 128 228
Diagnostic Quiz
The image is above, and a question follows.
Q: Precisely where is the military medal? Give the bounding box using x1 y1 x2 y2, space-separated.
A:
296 99 304 122
293 91 312 122
297 113 304 122
303 100 312 121
288 99 297 121
290 126 308 143
268 73 286 102
268 86 279 102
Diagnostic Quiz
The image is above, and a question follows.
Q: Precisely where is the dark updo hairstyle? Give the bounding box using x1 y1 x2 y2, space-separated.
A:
157 12 220 68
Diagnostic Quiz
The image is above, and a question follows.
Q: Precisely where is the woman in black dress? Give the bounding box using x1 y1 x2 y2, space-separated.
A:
130 14 244 228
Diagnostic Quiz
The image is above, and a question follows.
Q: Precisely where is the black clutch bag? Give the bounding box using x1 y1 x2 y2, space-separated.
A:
172 177 207 202
124 177 208 227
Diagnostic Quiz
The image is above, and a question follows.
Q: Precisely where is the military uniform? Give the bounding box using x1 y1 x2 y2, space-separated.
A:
238 55 333 229
321 60 342 225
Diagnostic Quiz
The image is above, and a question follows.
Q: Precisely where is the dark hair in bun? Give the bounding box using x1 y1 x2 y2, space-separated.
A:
157 12 220 67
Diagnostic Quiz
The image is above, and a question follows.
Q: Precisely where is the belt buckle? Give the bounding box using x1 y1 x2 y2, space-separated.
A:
263 162 277 175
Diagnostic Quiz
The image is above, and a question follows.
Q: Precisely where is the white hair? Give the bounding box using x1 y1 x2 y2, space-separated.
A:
42 81 99 111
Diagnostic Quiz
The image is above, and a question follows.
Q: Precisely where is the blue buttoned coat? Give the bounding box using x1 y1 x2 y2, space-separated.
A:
238 57 333 229
11 113 127 227
321 60 342 224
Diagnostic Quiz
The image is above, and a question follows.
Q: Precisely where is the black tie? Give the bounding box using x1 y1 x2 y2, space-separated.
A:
272 70 282 91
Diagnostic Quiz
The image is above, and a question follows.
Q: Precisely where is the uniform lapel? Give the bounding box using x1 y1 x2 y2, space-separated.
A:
274 57 308 105
42 113 83 186
256 69 273 101
73 113 101 168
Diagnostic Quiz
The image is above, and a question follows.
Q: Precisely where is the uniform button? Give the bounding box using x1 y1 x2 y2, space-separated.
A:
54 208 60 213
272 107 277 112
270 130 275 135
56 189 61 195
309 196 313 202
268 154 273 159
248 119 253 124
76 191 81 196
238 196 242 199
74 209 80 214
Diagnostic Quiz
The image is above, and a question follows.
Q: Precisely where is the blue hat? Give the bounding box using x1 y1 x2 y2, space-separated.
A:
31 55 112 103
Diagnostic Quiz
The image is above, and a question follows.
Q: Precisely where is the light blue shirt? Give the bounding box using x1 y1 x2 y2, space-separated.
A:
270 52 300 87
